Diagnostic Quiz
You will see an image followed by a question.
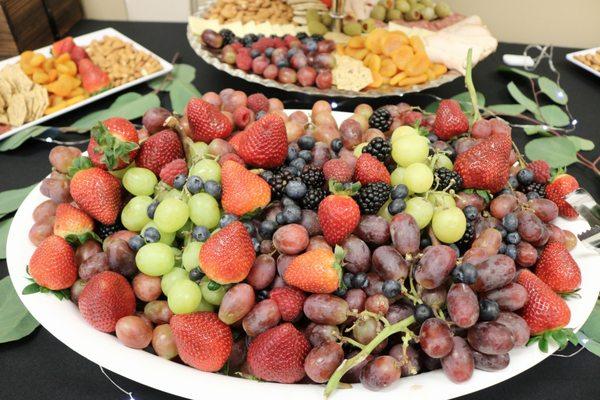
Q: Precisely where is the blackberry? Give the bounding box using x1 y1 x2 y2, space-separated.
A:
311 34 325 41
96 220 124 240
524 182 546 197
368 108 392 132
354 182 390 214
296 32 309 40
268 168 298 199
362 137 391 163
434 167 463 191
455 221 475 251
302 187 327 211
219 29 235 45
301 165 325 188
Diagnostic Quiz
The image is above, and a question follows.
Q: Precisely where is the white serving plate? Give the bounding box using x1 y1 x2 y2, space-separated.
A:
566 47 600 78
7 110 600 400
0 27 173 142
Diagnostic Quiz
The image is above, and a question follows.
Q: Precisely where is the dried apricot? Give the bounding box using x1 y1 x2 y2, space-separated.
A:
405 52 430 77
32 70 50 84
397 74 428 87
30 53 45 67
346 47 369 60
55 53 71 64
390 72 407 86
380 58 398 77
382 32 409 56
348 36 365 49
432 63 448 77
409 36 425 53
365 29 386 54
392 46 414 70
367 72 384 89
367 54 382 73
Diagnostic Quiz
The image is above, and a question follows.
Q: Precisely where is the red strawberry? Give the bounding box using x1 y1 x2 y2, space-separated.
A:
516 269 570 335
77 59 110 93
186 98 233 143
221 160 271 216
354 153 390 185
545 174 579 220
29 235 77 290
247 93 270 113
535 241 581 293
51 37 74 56
283 248 342 294
170 312 233 372
159 158 188 186
53 203 94 241
228 132 244 153
88 117 139 170
199 221 256 284
454 131 512 193
318 194 360 245
269 286 306 321
528 160 551 184
237 114 287 168
136 129 184 175
247 322 311 383
323 159 353 183
70 167 122 225
433 99 469 140
78 271 136 332
69 45 88 62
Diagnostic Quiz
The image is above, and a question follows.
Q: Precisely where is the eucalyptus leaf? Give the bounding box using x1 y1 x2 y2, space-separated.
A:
72 93 160 130
538 77 568 105
578 331 600 358
522 125 554 136
486 104 526 116
0 183 36 216
0 276 39 343
524 136 579 168
498 66 540 79
581 300 600 340
0 217 12 259
539 105 570 127
0 126 51 152
452 91 486 110
566 136 595 151
424 101 440 114
149 64 196 91
169 80 201 114
507 82 539 115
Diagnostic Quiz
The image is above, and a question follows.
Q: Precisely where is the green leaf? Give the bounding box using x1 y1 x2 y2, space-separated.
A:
0 184 36 217
539 336 549 352
486 104 526 116
581 300 600 341
498 66 540 79
539 105 570 127
507 81 538 115
552 330 568 349
21 283 41 295
207 280 221 291
538 77 568 105
452 91 486 110
424 101 440 114
149 64 196 91
524 136 579 168
0 276 39 343
0 217 13 259
522 125 553 136
578 331 600 357
0 126 51 152
169 80 201 114
566 136 595 152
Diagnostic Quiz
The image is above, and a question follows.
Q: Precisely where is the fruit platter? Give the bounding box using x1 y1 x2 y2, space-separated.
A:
7 82 600 400
0 28 171 141
187 0 497 97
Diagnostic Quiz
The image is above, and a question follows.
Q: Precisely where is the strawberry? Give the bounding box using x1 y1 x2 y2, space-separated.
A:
237 114 287 168
186 98 233 143
228 131 244 153
318 193 360 245
353 153 390 185
135 129 184 175
159 158 188 186
70 167 122 225
454 131 512 193
247 322 311 383
69 45 88 63
323 159 353 183
199 221 256 284
283 248 343 294
247 93 270 113
221 160 270 216
53 203 94 242
433 99 469 140
88 117 139 170
545 174 579 219
78 271 136 332
51 37 74 56
77 59 110 93
528 160 551 184
535 241 581 293
269 286 306 321
28 235 77 290
170 312 233 372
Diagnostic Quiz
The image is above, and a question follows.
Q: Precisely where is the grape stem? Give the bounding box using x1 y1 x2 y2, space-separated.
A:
464 48 481 122
324 315 416 398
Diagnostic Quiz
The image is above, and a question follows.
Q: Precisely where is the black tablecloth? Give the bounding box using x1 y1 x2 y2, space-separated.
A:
0 20 599 400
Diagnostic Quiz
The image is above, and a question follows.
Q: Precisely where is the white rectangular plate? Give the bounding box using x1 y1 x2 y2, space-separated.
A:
566 47 600 78
0 27 173 141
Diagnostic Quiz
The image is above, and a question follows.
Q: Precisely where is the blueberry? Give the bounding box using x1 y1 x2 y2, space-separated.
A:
285 180 307 200
192 225 210 242
287 146 299 162
289 157 306 171
281 196 297 207
186 176 203 194
243 222 256 236
451 263 477 285
420 236 432 249
496 226 507 238
204 180 221 200
276 212 287 225
220 213 238 228
517 169 534 185
128 235 145 251
351 272 369 289
463 205 479 221
144 227 161 243
427 134 439 142
526 191 541 200
387 198 406 215
173 174 187 190
506 231 521 245
260 170 274 182
265 47 274 57
250 49 260 58
331 138 343 153
252 237 261 253
284 165 300 177
391 184 408 200
415 304 434 323
276 59 289 68
498 188 512 196
333 286 348 297
508 175 519 189
147 201 159 219
505 244 517 259
479 299 500 321
304 39 317 52
259 220 278 239
342 272 354 289
189 267 204 282
256 289 269 301
298 135 316 150
382 280 401 298
287 47 298 58
499 243 507 254
298 150 312 162
282 204 302 223
502 213 518 232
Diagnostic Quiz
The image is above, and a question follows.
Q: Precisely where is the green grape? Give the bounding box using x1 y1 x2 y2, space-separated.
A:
426 191 456 209
432 207 467 243
122 167 157 196
188 193 220 229
190 142 209 160
353 142 368 158
136 242 175 276
190 159 221 183
154 197 190 233
199 276 227 305
392 134 429 167
404 163 433 193
161 267 188 296
433 153 453 170
167 280 202 314
182 241 203 271
390 167 406 186
142 221 175 245
405 196 434 229
391 125 418 143
195 298 215 312
395 0 410 12
121 196 153 231
377 199 393 222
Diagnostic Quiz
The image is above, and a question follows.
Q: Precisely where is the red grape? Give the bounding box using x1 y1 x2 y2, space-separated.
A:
345 288 367 313
447 283 479 328
132 273 162 302
303 294 349 325
371 246 408 281
419 318 454 358
49 146 82 173
529 198 559 222
390 213 420 255
152 324 178 359
273 224 309 255
365 294 389 314
516 241 538 267
242 299 281 336
74 240 102 266
353 317 381 344
441 336 474 383
415 245 457 289
455 192 486 211
471 119 492 139
305 323 340 347
106 238 137 278
304 342 344 383
33 200 58 223
307 235 332 252
490 194 518 219
246 254 276 290
144 300 173 325
142 107 171 134
342 235 371 273
482 283 528 311
467 322 514 355
389 344 421 376
219 283 255 325
70 279 87 304
386 303 414 324
28 222 54 246
278 67 297 84
315 70 333 89
115 315 153 349
517 210 544 242
472 350 509 371
78 252 109 280
495 311 530 347
340 118 362 150
473 255 516 292
421 287 447 310
300 210 321 236
360 356 401 391
471 228 502 256
297 66 317 87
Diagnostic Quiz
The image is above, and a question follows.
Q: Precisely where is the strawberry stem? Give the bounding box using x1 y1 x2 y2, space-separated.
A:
464 48 481 122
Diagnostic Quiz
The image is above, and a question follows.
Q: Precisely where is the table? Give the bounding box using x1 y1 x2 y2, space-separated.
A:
1 20 599 400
